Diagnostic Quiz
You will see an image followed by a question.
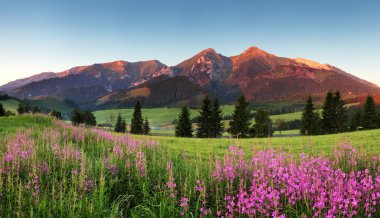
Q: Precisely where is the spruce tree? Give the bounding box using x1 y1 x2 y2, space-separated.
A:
121 119 127 133
210 98 224 138
0 103 5 116
130 100 144 134
300 96 321 135
349 110 362 131
114 113 123 133
252 109 273 138
334 92 348 132
322 91 337 134
143 118 151 135
229 95 252 138
196 96 212 138
175 106 193 137
361 95 377 129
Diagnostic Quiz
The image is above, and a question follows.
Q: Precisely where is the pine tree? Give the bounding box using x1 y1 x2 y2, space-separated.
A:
114 113 123 133
130 100 144 134
210 98 224 138
301 96 321 135
0 103 5 117
196 96 212 138
229 95 252 138
334 92 348 133
71 109 84 126
361 95 377 129
349 110 362 131
322 91 337 134
121 119 127 133
251 109 273 138
175 106 193 137
143 118 151 135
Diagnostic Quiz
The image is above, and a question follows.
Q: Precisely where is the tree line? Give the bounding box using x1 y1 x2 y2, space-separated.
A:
175 95 273 138
300 92 380 135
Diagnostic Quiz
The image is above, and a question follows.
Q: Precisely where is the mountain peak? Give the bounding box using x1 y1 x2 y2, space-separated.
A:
241 46 274 57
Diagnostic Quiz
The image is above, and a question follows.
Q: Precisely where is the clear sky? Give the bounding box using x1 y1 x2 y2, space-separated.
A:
0 0 379 86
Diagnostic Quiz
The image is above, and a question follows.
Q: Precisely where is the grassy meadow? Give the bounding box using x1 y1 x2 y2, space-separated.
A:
0 115 379 217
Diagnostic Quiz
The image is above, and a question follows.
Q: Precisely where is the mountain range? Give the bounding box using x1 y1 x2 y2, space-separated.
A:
1 46 379 109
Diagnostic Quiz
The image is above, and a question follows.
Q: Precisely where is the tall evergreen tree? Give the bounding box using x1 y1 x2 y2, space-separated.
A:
130 100 144 134
210 98 224 138
334 92 348 132
251 109 273 138
361 95 377 129
114 113 124 133
0 103 5 117
71 109 84 126
229 95 252 138
349 110 362 131
300 96 321 135
196 96 212 138
143 118 151 135
322 91 337 134
83 110 97 127
120 119 127 133
175 106 193 137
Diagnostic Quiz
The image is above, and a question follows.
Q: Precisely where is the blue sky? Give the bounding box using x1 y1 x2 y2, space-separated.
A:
0 0 379 86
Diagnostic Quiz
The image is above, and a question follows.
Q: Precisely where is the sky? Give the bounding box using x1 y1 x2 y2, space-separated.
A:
0 0 379 86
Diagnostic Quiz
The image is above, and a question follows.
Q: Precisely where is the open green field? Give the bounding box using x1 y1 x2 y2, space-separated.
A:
0 99 19 112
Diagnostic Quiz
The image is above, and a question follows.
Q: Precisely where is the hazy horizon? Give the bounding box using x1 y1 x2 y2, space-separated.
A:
1 0 380 86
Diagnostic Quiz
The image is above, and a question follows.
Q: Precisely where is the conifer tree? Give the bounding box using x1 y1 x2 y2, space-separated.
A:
120 119 127 133
175 106 193 137
196 96 212 138
322 91 337 134
114 113 123 133
210 98 224 138
300 96 321 135
130 100 144 134
0 103 5 117
334 91 348 132
349 110 362 131
229 95 252 138
143 118 151 135
252 109 273 138
361 95 377 129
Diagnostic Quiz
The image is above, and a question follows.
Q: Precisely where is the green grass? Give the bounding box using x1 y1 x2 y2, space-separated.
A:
0 99 19 112
0 115 52 137
131 128 380 158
